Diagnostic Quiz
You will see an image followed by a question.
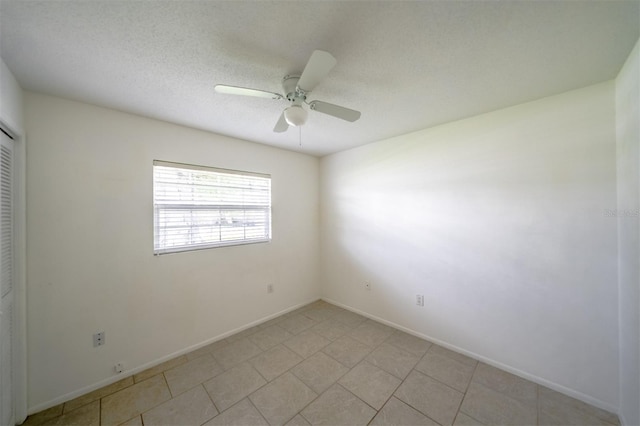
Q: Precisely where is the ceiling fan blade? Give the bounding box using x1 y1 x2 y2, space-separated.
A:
309 100 361 122
215 85 283 100
273 111 289 133
296 50 337 93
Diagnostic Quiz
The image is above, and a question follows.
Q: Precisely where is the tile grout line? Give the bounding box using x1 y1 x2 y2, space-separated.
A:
410 351 469 394
335 381 380 412
392 349 468 424
202 381 222 417
359 367 405 426
135 374 200 426
197 383 219 426
161 371 176 399
342 358 402 412
294 381 369 426
360 331 430 425
248 346 302 383
245 397 270 426
451 357 480 426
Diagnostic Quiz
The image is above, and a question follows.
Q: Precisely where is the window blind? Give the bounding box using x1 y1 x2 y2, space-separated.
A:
153 161 271 255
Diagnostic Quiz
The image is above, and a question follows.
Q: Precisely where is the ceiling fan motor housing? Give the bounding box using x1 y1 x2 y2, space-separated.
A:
282 75 305 103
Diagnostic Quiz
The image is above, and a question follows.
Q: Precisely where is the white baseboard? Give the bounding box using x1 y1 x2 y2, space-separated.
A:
27 298 321 416
321 297 619 416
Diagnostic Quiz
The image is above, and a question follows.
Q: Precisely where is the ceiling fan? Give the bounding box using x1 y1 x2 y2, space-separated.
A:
214 50 361 133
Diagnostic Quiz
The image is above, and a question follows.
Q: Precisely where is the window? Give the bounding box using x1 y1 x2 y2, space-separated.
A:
153 161 271 255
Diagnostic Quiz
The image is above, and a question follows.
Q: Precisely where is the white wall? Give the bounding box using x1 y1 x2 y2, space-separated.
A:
616 38 640 426
320 82 619 409
24 92 320 411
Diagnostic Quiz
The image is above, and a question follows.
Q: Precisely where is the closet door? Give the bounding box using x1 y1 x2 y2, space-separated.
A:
0 131 14 426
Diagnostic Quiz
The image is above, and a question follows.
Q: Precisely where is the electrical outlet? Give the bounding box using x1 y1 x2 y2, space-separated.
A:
93 331 105 347
365 282 371 291
114 362 124 374
267 284 274 294
416 295 424 307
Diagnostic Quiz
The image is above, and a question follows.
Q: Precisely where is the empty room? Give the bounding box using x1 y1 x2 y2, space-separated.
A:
0 1 639 425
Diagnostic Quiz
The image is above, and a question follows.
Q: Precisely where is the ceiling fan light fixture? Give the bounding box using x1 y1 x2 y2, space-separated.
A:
284 105 308 126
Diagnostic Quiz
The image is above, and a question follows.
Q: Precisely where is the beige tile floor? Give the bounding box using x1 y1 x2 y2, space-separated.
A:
23 300 620 426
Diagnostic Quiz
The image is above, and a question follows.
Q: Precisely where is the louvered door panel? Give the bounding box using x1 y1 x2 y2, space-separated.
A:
0 132 14 426
0 144 12 298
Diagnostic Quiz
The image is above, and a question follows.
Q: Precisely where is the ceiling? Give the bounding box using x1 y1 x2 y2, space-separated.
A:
1 1 638 157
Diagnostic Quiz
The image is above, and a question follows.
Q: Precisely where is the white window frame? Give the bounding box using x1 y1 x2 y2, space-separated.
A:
153 160 271 255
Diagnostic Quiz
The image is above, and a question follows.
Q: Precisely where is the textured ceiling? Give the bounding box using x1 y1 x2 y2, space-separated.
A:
1 1 638 156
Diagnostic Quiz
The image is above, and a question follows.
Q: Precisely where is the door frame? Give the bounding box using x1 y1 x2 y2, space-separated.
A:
0 120 26 425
